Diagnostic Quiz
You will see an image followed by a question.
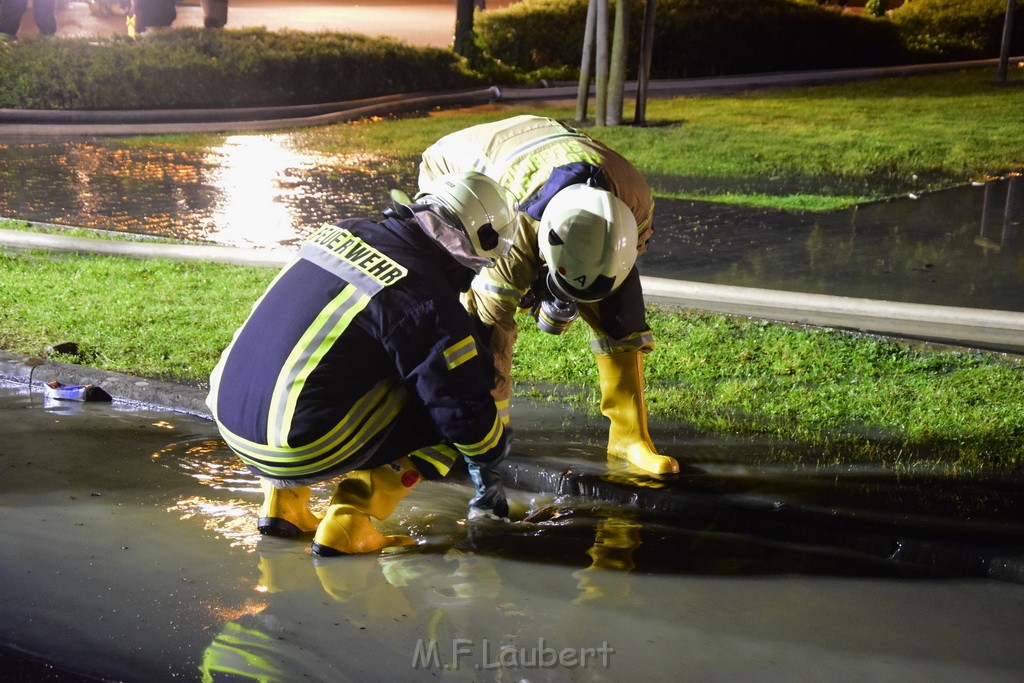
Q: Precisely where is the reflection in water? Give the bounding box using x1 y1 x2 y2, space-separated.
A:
153 437 268 550
644 174 1024 311
204 136 301 248
0 135 408 249
574 515 643 604
152 430 1023 579
204 543 624 681
170 495 260 551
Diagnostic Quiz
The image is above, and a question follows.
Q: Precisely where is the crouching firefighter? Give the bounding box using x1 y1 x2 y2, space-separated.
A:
206 172 520 555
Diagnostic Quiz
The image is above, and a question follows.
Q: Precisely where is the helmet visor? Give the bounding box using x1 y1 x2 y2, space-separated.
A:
489 184 520 259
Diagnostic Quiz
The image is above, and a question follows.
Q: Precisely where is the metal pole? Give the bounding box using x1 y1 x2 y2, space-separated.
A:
594 0 609 127
576 0 598 122
997 0 1017 84
634 0 658 126
454 0 475 56
607 0 629 125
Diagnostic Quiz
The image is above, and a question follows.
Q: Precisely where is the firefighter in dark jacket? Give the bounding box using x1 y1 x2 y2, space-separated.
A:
207 172 520 556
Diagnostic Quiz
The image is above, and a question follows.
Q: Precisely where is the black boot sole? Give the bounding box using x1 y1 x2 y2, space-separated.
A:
310 541 346 557
257 516 304 537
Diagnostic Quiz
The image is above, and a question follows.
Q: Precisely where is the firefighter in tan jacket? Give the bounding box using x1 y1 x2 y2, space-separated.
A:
419 115 679 476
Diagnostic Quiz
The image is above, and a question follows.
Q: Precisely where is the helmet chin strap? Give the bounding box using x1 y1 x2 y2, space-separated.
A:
413 207 493 273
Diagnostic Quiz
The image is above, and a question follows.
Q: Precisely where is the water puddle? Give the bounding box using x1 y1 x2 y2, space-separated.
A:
1 136 1022 310
0 135 407 249
4 378 1024 680
643 174 1024 311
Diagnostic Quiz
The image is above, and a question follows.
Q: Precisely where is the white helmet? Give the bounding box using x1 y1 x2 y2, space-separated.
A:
413 172 520 263
538 183 637 303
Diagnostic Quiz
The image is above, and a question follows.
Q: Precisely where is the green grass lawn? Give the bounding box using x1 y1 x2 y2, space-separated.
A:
286 69 1024 210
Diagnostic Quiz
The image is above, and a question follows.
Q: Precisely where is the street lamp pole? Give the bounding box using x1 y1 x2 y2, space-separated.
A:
997 0 1017 84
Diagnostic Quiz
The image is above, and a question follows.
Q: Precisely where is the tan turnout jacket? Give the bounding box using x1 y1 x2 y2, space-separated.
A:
418 115 656 418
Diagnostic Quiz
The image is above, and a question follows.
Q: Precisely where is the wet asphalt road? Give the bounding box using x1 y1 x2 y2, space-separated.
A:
15 0 514 45
2 375 1024 682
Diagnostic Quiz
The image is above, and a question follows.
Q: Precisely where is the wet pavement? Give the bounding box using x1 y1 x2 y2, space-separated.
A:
3 376 1024 681
644 175 1024 313
17 0 513 47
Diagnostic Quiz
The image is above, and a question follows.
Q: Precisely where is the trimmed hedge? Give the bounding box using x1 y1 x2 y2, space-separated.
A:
649 0 906 76
473 0 590 71
0 27 483 110
889 0 1022 60
475 0 1021 78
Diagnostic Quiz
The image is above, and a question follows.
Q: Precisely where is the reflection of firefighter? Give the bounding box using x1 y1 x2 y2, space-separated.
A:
574 514 643 604
199 511 641 680
199 547 354 682
200 545 501 681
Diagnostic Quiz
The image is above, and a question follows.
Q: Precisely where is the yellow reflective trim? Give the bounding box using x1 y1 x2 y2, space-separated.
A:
301 378 403 457
495 132 603 199
282 390 407 478
200 622 285 683
471 275 524 304
218 379 406 467
444 335 478 370
495 398 511 425
455 412 503 457
268 285 368 447
590 329 655 356
409 443 458 476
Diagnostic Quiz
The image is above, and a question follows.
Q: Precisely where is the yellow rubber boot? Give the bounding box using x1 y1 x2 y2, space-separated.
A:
311 457 421 557
596 351 680 475
257 480 323 537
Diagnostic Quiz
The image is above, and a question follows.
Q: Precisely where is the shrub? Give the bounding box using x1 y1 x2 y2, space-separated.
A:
650 0 906 76
474 0 590 72
865 0 889 17
476 0 908 79
0 28 483 110
888 0 1022 60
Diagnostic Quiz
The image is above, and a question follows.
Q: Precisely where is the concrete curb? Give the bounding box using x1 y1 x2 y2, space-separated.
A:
0 351 213 417
494 57 1024 101
0 227 292 268
642 276 1024 354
